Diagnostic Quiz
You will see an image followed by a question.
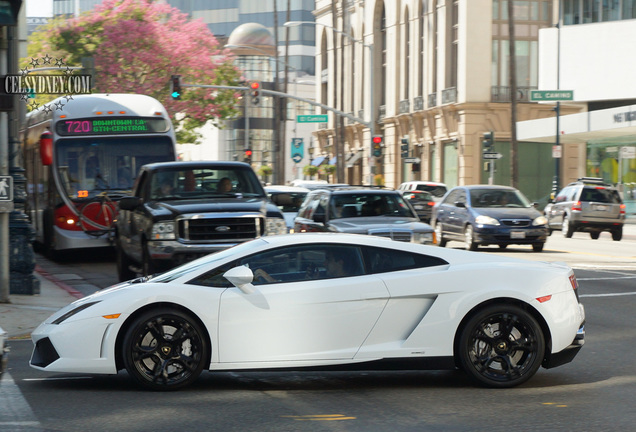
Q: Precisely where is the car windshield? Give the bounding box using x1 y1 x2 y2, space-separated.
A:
330 193 416 219
416 185 447 198
149 167 265 200
580 187 622 204
469 189 531 208
269 192 308 212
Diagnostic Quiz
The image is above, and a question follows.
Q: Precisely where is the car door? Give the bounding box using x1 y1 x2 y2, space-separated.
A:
433 189 458 233
443 189 468 236
217 244 389 363
548 186 573 228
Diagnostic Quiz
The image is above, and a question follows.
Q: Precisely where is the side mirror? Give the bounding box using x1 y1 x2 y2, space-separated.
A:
454 201 466 208
313 211 326 223
223 265 255 294
532 202 539 208
40 130 53 166
118 196 142 211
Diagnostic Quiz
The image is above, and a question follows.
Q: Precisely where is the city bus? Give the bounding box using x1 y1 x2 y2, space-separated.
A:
20 93 177 256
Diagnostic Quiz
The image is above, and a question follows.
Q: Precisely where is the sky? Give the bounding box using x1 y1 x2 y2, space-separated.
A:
26 0 53 17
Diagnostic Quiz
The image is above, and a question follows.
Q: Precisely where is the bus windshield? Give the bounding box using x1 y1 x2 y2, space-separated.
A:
56 136 175 198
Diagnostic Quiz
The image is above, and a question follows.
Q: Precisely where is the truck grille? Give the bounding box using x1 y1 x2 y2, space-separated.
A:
368 228 412 242
178 216 263 242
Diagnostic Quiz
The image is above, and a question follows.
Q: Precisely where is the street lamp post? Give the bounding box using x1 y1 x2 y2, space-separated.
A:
283 21 375 184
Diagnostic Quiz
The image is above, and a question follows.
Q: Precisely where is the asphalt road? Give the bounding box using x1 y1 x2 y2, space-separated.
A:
2 234 635 432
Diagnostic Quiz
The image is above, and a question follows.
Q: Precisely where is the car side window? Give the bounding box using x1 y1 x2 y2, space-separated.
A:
442 189 459 205
362 246 448 274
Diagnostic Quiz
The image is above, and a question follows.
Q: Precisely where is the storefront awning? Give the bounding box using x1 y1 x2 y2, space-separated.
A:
311 156 326 166
329 157 337 165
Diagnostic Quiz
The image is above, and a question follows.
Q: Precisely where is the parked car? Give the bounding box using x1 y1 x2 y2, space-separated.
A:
293 187 435 244
545 177 625 240
265 185 310 232
398 181 448 202
114 161 286 281
432 185 549 251
30 233 585 390
399 190 436 223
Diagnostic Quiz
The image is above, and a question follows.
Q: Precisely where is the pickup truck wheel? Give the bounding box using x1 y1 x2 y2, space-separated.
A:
116 243 136 282
142 241 156 276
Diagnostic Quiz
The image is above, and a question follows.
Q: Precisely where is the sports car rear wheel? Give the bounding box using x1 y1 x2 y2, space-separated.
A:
123 308 209 391
458 304 545 388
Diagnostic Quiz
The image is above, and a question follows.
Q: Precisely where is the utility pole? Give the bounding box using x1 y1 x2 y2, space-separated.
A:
508 0 518 188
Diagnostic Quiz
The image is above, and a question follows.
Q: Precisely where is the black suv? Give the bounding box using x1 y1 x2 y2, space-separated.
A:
293 187 435 244
114 161 286 280
545 177 625 240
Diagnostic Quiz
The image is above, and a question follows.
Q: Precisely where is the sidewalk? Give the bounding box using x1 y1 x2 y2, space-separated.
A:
0 267 83 340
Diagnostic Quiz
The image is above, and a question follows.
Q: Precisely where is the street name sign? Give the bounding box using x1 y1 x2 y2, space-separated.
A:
297 114 328 123
483 152 503 160
530 90 574 102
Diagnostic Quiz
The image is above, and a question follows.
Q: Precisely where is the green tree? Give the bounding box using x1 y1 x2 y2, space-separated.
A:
25 0 243 143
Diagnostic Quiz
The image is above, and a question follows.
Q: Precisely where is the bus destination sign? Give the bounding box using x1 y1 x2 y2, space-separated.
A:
55 117 169 136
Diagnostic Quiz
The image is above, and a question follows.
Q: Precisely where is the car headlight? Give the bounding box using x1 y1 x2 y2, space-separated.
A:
151 221 176 240
265 217 287 235
533 216 548 226
475 215 500 226
412 232 434 244
52 301 101 324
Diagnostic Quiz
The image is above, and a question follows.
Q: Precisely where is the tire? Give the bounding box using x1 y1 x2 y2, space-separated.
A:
532 243 544 252
612 227 622 241
116 240 136 282
122 308 210 391
561 215 574 238
590 232 600 240
464 225 478 251
458 304 545 388
498 244 508 250
435 223 447 247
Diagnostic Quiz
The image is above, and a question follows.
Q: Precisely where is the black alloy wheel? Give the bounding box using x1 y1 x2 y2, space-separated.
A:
562 215 574 238
123 308 209 391
458 304 545 388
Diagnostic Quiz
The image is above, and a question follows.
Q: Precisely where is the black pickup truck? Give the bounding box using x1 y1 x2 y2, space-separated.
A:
114 161 286 281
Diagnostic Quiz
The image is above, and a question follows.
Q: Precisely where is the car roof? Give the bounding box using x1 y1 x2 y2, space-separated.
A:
265 185 310 193
309 187 399 195
457 184 519 191
401 181 446 186
142 161 252 171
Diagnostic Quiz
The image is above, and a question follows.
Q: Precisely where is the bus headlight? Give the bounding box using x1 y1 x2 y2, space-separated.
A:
151 221 176 240
265 218 287 235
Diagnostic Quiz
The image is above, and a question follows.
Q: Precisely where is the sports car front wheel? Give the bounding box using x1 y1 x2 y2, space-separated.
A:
458 304 545 388
123 308 209 391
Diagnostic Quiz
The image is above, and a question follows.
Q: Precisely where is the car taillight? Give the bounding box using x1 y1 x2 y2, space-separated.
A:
569 274 579 291
427 201 435 207
571 201 582 211
620 204 626 214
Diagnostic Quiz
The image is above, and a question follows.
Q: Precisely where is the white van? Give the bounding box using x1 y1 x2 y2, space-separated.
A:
398 181 448 201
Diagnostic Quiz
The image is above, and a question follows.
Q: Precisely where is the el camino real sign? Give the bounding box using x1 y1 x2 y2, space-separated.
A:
613 110 636 123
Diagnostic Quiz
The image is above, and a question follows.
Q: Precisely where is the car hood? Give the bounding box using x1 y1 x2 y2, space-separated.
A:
147 197 280 217
329 217 433 232
470 207 542 220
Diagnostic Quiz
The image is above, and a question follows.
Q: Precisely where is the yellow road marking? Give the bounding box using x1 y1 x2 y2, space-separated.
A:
282 414 356 421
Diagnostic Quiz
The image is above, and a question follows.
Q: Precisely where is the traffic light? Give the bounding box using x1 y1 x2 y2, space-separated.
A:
401 137 409 158
250 81 261 105
482 131 494 150
372 135 383 157
244 148 253 163
171 75 182 100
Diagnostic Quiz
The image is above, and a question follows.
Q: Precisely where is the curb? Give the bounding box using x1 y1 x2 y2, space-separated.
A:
34 265 85 299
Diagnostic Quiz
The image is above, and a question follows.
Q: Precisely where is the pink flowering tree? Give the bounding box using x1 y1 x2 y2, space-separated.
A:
26 0 243 143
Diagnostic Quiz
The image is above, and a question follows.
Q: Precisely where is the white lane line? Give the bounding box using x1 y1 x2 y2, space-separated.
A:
577 275 636 281
0 372 43 431
22 376 93 382
580 292 636 298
